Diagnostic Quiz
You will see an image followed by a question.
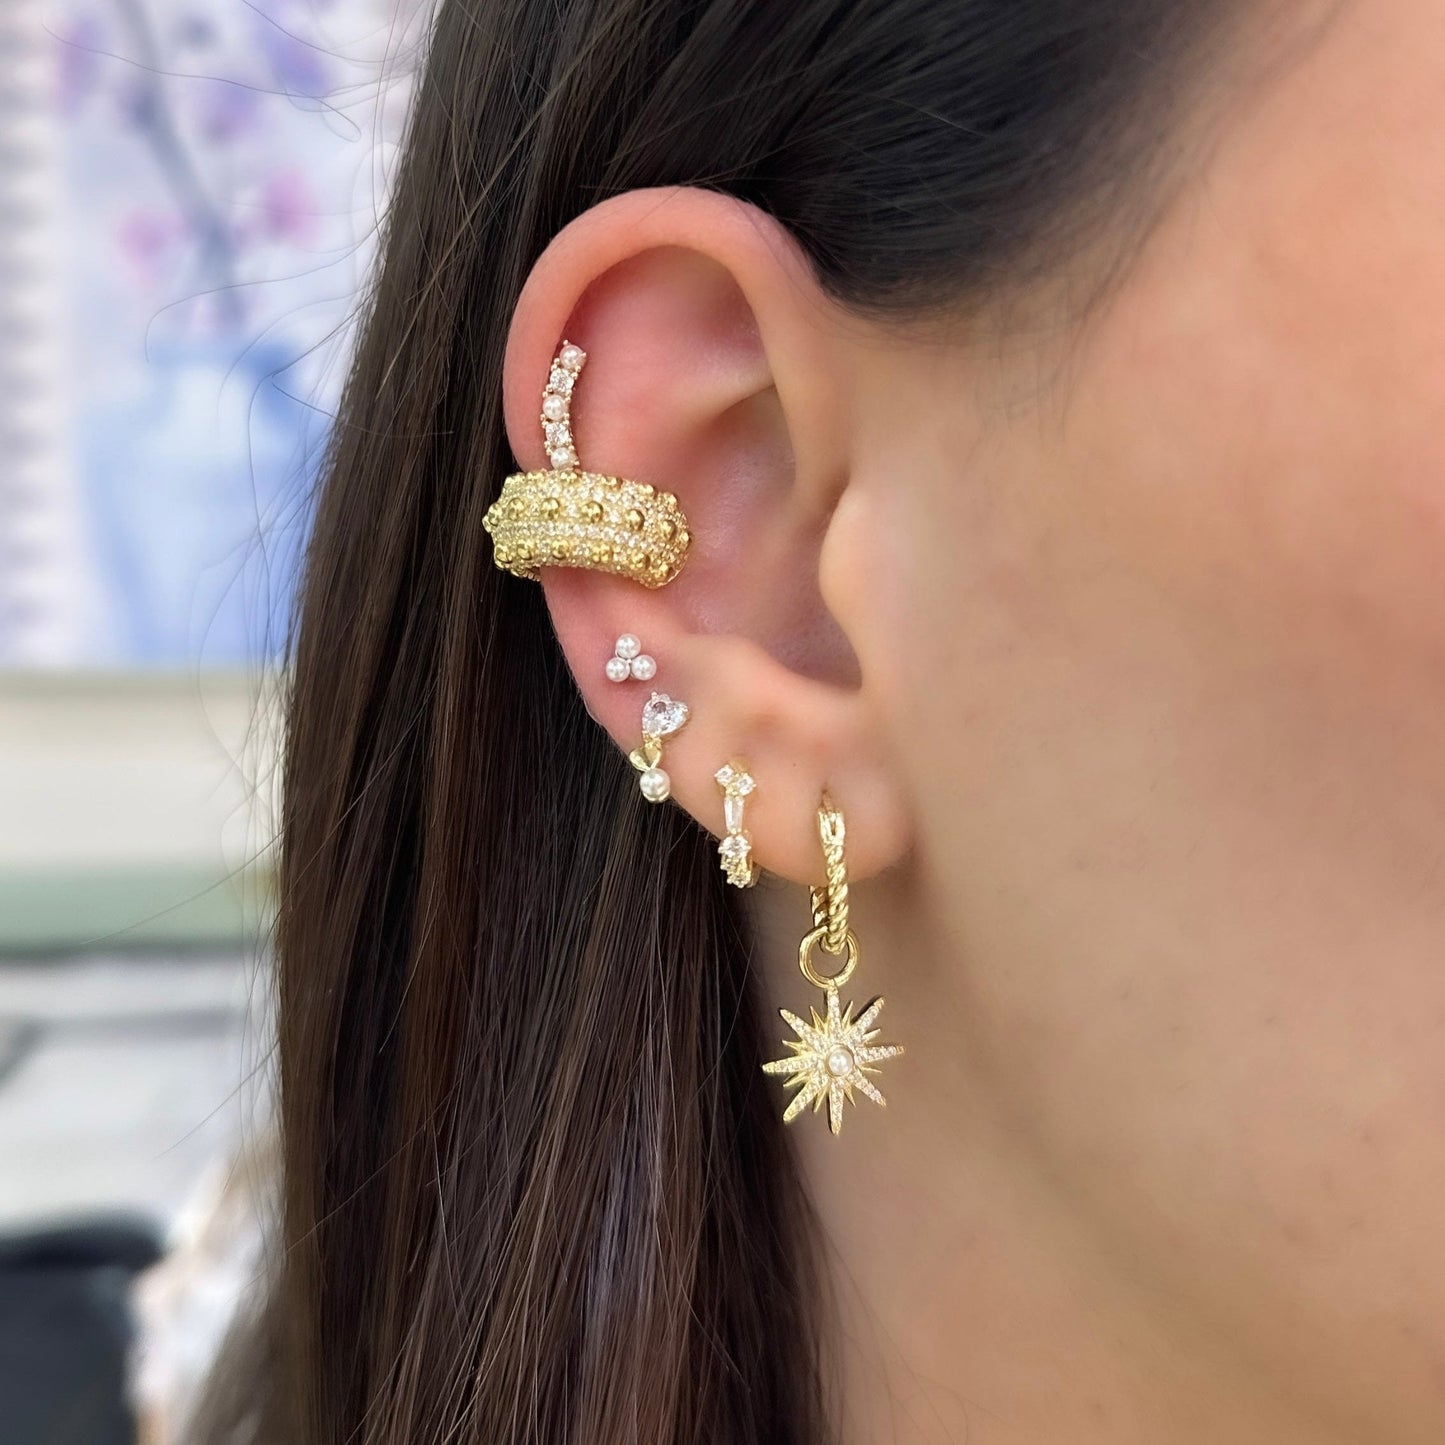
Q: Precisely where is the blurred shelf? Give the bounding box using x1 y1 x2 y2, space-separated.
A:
0 865 267 954
0 670 279 953
0 950 263 1229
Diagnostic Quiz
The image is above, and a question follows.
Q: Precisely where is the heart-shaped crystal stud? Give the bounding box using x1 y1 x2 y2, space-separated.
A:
641 692 689 739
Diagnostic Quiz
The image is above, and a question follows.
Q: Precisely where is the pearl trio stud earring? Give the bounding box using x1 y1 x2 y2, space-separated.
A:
605 634 657 683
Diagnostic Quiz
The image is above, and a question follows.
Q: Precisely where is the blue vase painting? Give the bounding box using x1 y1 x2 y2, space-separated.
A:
32 0 422 667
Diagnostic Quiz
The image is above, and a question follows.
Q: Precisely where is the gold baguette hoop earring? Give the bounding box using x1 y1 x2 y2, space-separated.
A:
762 793 903 1135
714 760 758 887
483 340 692 588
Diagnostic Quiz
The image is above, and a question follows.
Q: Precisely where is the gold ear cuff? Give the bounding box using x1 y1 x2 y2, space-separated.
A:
483 341 693 588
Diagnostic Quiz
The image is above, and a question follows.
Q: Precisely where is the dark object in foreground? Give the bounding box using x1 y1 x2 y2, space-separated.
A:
0 1215 164 1445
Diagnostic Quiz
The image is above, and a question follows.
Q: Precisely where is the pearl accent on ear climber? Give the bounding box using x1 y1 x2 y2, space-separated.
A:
605 633 657 683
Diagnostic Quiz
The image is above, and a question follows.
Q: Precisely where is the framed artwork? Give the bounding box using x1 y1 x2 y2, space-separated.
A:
1 0 426 667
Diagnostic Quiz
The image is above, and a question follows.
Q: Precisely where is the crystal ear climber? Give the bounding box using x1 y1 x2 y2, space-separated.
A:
629 692 690 802
762 794 904 1136
483 340 693 588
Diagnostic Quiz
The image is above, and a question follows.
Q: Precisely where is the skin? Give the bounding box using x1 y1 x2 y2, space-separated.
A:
502 2 1445 1438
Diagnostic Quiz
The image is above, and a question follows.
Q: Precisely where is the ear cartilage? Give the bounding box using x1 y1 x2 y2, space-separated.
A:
483 340 693 588
630 692 690 803
714 760 758 887
606 634 657 683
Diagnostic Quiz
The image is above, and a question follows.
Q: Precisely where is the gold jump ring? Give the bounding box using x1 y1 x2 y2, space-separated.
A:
797 924 860 992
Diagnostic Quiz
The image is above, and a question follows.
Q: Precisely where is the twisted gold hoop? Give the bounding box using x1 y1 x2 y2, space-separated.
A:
809 793 850 955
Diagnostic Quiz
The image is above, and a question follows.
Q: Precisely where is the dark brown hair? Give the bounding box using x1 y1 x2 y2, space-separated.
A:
233 3 1232 1442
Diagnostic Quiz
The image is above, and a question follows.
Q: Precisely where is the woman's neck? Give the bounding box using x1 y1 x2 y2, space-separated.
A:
750 873 1378 1445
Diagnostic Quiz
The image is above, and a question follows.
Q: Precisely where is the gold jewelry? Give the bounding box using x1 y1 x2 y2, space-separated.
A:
762 794 903 1135
629 691 689 802
714 760 758 887
483 340 692 588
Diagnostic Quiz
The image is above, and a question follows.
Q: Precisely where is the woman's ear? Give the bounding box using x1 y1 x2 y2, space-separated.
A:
502 186 910 883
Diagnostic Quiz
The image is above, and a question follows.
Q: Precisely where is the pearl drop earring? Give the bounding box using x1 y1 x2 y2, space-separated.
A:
605 633 657 683
629 692 689 802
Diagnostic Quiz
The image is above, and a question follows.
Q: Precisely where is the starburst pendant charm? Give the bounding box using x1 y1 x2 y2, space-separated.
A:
763 986 903 1136
763 795 903 1135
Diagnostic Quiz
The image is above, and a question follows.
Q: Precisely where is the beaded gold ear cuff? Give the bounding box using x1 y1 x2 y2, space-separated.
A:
763 794 903 1136
482 340 693 588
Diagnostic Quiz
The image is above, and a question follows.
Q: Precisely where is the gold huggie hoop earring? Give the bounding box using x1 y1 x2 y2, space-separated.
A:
714 760 758 887
763 793 903 1135
482 340 693 587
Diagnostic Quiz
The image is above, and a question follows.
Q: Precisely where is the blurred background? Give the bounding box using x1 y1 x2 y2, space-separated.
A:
0 0 428 1437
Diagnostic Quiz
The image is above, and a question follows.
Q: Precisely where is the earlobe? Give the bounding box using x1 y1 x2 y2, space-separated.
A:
494 187 913 886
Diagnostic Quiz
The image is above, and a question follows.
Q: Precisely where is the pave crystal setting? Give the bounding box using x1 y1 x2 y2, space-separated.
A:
641 693 689 738
483 469 691 588
714 760 758 887
762 989 903 1136
482 340 693 588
